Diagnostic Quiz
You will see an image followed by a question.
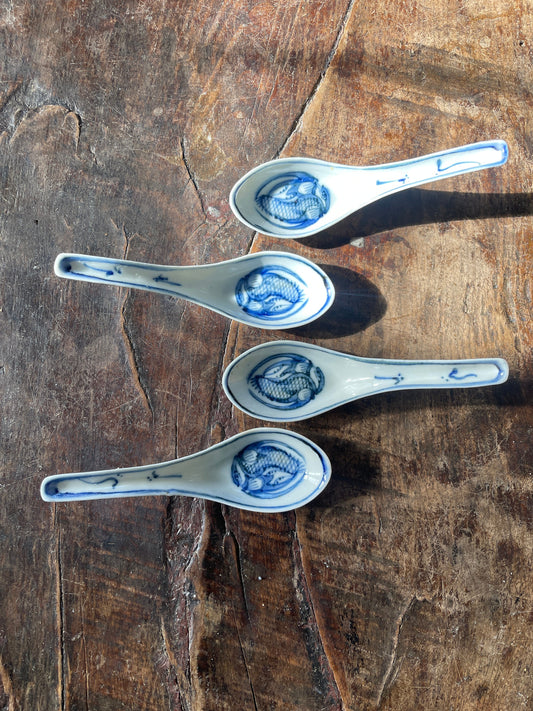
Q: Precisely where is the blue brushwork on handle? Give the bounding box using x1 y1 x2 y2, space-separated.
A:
374 142 509 189
235 265 307 320
231 440 306 498
152 274 182 286
79 475 121 488
247 353 325 410
374 373 405 386
376 175 409 186
443 367 477 382
375 160 482 188
64 262 122 277
436 157 479 173
42 470 185 499
255 172 330 229
58 257 183 291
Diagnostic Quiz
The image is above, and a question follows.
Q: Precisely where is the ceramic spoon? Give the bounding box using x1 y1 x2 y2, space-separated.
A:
230 140 508 238
54 251 334 329
223 341 509 422
40 428 331 512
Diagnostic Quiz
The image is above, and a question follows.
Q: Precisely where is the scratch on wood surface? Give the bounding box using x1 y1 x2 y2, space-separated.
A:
121 223 132 260
204 321 233 440
160 616 179 677
222 522 251 622
119 294 154 421
180 136 207 218
234 615 259 711
375 594 419 706
0 1 20 29
63 110 81 152
174 403 180 460
220 320 238 384
237 1 294 149
159 617 184 709
182 508 209 580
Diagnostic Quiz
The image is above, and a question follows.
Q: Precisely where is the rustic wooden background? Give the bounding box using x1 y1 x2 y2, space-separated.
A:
1 1 532 709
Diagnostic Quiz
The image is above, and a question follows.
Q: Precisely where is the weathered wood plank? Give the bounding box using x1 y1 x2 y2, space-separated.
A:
0 0 531 709
232 0 533 709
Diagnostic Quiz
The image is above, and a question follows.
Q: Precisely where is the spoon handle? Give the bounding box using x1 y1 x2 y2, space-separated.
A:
368 140 508 196
54 254 191 299
41 459 201 502
363 357 508 394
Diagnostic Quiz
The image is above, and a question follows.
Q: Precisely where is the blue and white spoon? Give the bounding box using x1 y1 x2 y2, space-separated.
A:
223 341 509 422
54 251 334 330
230 140 508 238
41 428 331 512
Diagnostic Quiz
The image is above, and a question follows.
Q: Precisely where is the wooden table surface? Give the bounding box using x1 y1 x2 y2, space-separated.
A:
1 1 532 709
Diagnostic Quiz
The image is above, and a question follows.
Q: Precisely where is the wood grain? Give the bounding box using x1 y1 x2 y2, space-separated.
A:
0 0 531 709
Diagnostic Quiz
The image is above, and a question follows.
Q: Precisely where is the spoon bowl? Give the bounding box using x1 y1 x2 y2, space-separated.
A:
54 251 334 329
230 140 508 238
223 341 509 422
40 428 331 512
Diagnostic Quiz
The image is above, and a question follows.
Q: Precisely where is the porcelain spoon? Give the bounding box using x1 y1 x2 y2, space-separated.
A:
54 251 334 329
230 140 508 238
40 428 331 512
223 341 509 422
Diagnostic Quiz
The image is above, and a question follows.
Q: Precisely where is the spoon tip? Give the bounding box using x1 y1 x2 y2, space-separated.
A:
54 253 72 276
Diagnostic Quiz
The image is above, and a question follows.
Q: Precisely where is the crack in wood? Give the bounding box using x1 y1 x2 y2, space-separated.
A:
160 617 187 711
53 508 66 711
203 319 234 443
292 517 345 709
119 293 155 421
222 518 251 622
234 617 259 711
122 223 134 260
160 500 207 711
375 594 421 706
279 0 357 155
180 136 207 219
80 598 89 711
220 512 259 711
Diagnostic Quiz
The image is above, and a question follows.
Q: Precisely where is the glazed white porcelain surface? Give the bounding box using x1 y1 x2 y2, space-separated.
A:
230 140 508 238
54 251 334 329
40 428 331 512
223 341 509 422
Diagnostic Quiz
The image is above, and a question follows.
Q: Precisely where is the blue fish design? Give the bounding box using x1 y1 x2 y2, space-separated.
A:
235 266 307 319
231 441 306 498
248 354 325 410
255 172 330 228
